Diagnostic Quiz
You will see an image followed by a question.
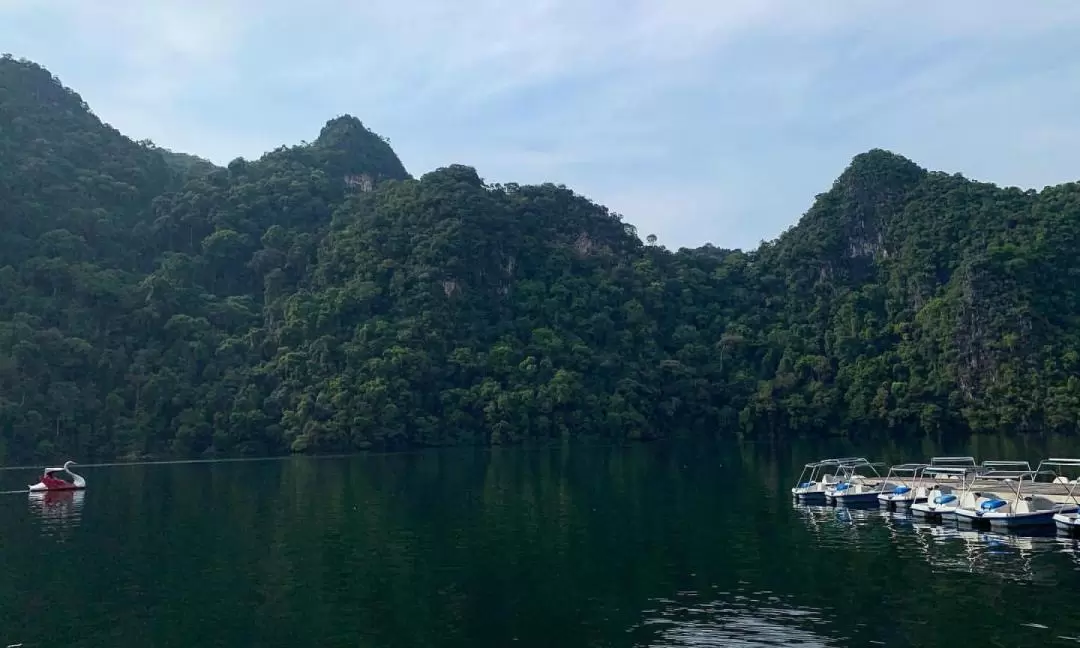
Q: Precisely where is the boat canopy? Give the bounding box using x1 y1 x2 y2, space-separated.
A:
886 463 930 472
980 460 1032 470
929 456 977 467
921 466 972 477
1040 458 1080 470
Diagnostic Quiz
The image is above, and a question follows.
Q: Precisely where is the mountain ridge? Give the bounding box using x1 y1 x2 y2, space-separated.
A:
2 55 1078 462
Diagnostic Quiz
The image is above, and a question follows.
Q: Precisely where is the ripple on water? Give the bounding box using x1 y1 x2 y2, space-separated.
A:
793 501 1080 585
632 590 837 647
791 504 899 555
27 490 85 540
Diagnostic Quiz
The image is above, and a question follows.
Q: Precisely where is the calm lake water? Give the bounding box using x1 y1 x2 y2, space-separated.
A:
3 435 1080 647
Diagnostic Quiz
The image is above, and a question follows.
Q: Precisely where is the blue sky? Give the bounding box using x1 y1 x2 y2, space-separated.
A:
2 1 1079 250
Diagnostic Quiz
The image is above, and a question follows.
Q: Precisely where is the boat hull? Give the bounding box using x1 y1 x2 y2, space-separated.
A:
833 492 881 506
877 494 927 508
910 503 958 520
1054 512 1080 533
794 491 828 504
28 482 85 492
955 505 1079 529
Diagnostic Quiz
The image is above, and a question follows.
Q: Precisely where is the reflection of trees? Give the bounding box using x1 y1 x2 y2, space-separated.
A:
11 440 1080 647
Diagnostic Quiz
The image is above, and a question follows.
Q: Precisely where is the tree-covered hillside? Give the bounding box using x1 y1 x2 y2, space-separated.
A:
1 55 1078 462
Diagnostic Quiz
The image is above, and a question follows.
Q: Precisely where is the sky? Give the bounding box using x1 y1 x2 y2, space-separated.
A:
2 1 1079 251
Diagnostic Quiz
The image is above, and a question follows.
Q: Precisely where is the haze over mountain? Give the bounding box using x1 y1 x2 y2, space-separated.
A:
3 1 1079 250
2 56 1080 463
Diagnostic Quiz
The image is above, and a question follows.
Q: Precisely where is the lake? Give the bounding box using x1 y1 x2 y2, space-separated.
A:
3 435 1080 647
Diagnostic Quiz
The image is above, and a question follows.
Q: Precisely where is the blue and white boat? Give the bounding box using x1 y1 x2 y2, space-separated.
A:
911 460 1031 520
876 463 931 509
791 457 869 504
955 459 1080 530
909 467 975 520
826 460 891 506
1048 459 1080 533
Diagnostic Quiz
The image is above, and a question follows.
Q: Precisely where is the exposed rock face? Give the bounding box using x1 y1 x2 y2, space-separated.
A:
345 173 374 192
573 232 593 257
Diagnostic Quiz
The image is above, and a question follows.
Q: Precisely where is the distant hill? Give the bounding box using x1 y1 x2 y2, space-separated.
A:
157 148 220 179
2 54 1079 462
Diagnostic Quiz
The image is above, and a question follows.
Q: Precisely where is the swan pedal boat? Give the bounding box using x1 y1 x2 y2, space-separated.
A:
28 460 85 492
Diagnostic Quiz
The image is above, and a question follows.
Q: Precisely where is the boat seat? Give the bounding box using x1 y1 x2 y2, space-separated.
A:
1024 496 1057 512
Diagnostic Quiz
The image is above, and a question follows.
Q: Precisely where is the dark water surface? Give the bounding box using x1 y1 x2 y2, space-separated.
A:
3 436 1080 647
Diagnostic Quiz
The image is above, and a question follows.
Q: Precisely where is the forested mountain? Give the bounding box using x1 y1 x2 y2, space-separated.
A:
156 148 220 180
2 55 1079 462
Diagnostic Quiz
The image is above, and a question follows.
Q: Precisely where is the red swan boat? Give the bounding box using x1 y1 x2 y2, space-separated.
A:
28 461 85 492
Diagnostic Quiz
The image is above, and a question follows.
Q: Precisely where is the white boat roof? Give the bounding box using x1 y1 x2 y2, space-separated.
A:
980 468 1039 477
922 466 972 475
981 460 1033 469
887 463 930 471
843 459 886 467
1041 458 1080 467
802 457 872 469
930 456 977 466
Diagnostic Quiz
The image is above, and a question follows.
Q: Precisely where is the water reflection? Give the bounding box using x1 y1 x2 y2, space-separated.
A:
906 522 1063 583
793 499 1078 586
11 441 1080 648
793 504 893 556
27 490 85 539
633 590 836 647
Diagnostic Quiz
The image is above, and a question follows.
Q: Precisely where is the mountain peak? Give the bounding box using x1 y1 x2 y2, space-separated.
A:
314 114 374 147
0 54 85 108
0 54 97 137
309 114 410 183
838 148 926 189
762 148 929 288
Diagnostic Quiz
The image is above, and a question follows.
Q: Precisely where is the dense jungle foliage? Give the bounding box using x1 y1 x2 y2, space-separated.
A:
2 56 1079 462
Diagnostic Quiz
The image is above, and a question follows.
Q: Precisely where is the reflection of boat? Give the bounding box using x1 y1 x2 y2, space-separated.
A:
28 460 86 492
790 457 868 503
28 488 86 538
955 459 1080 530
28 488 86 510
910 520 1059 583
1053 537 1080 568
